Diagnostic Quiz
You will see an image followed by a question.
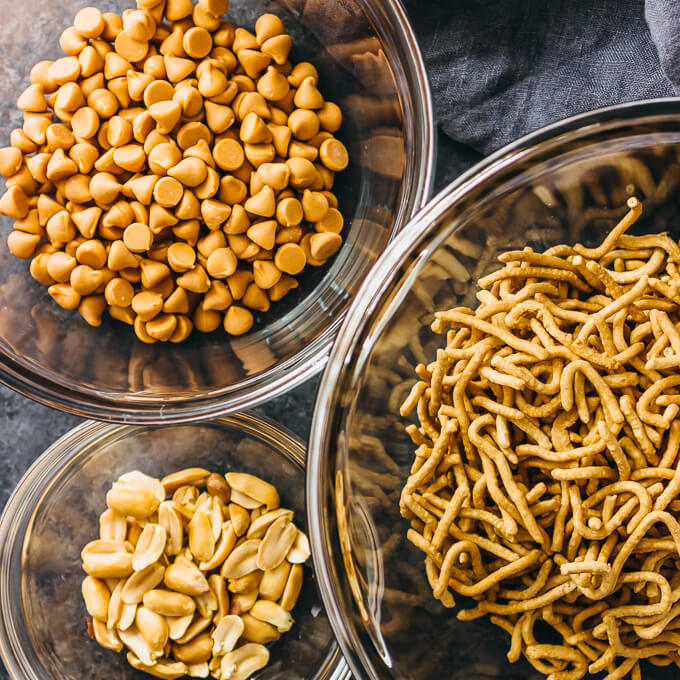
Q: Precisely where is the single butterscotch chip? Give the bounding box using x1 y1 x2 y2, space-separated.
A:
183 26 213 58
17 84 48 113
105 277 134 308
146 313 178 341
213 138 244 171
193 301 222 332
274 243 306 276
113 144 146 173
257 66 289 102
123 9 156 42
261 34 292 66
153 176 184 207
149 100 182 135
319 138 349 172
168 157 208 187
317 101 342 133
71 107 100 139
148 142 183 175
48 283 81 310
167 242 196 272
286 157 317 189
244 186 275 217
253 259 281 290
224 305 254 335
123 222 153 253
132 289 163 321
288 109 319 141
302 190 329 223
143 80 175 108
114 31 149 63
87 88 118 119
309 232 342 260
255 13 285 45
247 220 276 251
0 147 23 177
315 206 343 234
206 247 238 279
7 230 40 259
101 12 123 41
197 62 228 98
60 27 88 56
108 240 139 271
73 7 105 39
0 186 30 220
268 274 298 302
70 264 106 296
78 295 107 327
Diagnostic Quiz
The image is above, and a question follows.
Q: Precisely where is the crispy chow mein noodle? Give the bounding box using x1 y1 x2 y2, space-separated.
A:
400 197 680 680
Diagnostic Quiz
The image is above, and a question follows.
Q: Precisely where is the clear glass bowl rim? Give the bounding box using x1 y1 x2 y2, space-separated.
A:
0 0 435 424
0 413 350 680
306 97 680 680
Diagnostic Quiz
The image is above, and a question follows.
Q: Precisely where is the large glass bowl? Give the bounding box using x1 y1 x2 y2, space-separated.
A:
308 99 680 680
0 0 434 422
0 414 349 680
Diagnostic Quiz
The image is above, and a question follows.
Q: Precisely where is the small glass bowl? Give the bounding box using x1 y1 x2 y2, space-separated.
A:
308 99 680 680
0 414 349 680
0 0 434 422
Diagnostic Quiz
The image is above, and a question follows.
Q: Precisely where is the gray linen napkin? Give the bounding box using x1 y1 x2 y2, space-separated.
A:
404 0 680 156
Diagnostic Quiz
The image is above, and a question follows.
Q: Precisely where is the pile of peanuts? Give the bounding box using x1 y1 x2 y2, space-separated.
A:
82 468 310 679
0 0 348 342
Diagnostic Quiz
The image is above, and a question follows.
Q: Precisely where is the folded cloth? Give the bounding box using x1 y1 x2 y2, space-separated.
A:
404 0 678 155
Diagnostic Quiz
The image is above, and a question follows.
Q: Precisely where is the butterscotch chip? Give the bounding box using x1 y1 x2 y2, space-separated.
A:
60 27 88 56
101 12 123 41
309 232 342 260
149 100 182 135
144 80 175 108
74 7 105 39
114 31 149 63
48 57 81 85
0 147 23 177
17 84 48 112
123 10 156 42
274 243 306 276
175 191 201 220
193 302 222 332
261 34 292 66
244 186 275 217
148 142 182 175
317 101 342 133
123 222 153 253
71 107 100 139
74 239 106 269
253 260 281 290
288 109 319 141
197 63 228 98
105 277 134 307
168 157 208 187
177 263 210 293
213 138 244 171
108 240 140 270
153 176 184 207
176 122 212 150
288 62 318 88
319 138 349 172
224 305 253 335
132 290 163 321
167 242 196 272
113 145 146 173
203 279 232 311
79 295 107 327
48 283 81 310
202 0 230 18
0 186 30 220
164 55 196 83
70 264 106 295
8 230 40 259
194 166 220 200
206 247 238 279
88 88 119 119
146 313 178 341
247 220 276 250
134 315 157 343
301 189 329 223
286 157 317 188
183 26 213 58
268 274 298 302
193 2 222 31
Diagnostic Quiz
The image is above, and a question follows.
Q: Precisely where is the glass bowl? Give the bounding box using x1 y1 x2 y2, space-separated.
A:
307 99 680 680
0 0 434 423
0 413 349 680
